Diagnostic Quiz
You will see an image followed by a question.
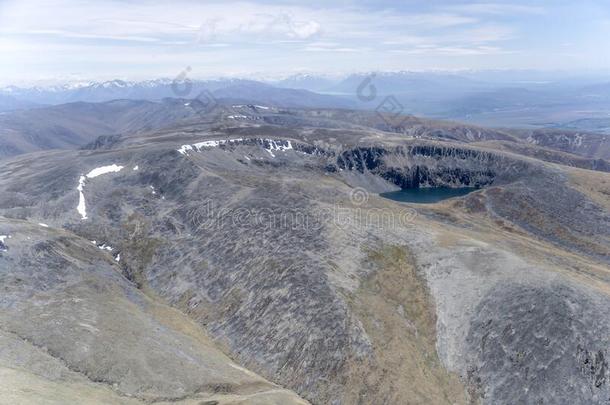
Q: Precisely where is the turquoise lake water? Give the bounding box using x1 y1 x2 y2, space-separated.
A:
380 187 478 204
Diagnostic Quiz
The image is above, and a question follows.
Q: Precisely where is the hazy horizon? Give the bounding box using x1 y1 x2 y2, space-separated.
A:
4 68 610 89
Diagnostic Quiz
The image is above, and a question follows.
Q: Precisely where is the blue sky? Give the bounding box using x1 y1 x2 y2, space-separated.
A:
0 0 609 84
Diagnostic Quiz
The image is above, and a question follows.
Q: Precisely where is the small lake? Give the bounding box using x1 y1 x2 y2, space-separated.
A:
380 187 479 204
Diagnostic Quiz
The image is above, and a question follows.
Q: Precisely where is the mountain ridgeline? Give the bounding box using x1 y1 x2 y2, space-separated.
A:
3 71 610 130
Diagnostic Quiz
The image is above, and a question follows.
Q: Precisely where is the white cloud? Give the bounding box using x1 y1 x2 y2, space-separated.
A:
236 12 321 39
289 19 321 39
0 1 323 45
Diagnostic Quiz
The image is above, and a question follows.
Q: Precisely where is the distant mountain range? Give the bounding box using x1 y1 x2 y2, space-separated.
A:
0 78 356 110
272 72 610 130
2 71 610 131
274 71 491 95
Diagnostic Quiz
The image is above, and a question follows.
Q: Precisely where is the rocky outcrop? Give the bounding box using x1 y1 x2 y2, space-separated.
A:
81 134 123 150
473 140 610 173
335 144 531 189
513 128 610 160
465 282 610 404
480 172 610 263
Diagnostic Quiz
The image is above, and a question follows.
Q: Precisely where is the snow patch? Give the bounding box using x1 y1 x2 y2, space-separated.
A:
86 164 124 178
98 244 113 251
177 144 194 155
265 139 292 152
91 240 114 251
38 223 49 228
133 165 139 171
263 139 293 157
76 164 124 220
77 175 88 220
0 234 11 252
193 140 222 149
177 138 243 155
177 137 294 159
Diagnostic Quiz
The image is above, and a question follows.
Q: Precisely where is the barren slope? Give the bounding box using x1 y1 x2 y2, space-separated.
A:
0 111 608 404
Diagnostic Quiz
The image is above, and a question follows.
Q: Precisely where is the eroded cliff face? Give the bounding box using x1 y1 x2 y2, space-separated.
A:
189 137 533 190
334 144 532 189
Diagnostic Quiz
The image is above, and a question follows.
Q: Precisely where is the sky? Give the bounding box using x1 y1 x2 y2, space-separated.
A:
1 0 609 85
